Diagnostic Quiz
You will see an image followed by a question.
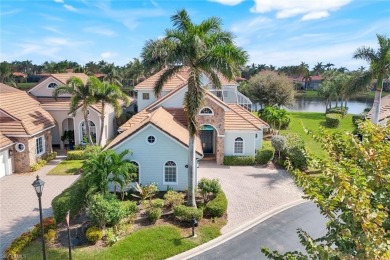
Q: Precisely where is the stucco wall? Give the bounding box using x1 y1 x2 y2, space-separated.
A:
137 90 156 111
29 77 71 97
224 131 257 156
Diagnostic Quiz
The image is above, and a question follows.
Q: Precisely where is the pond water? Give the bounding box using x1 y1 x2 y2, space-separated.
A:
285 97 373 114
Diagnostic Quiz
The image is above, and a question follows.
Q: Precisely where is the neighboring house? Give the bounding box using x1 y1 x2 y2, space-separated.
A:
106 68 269 190
0 83 56 175
367 94 390 127
293 75 323 90
27 73 132 148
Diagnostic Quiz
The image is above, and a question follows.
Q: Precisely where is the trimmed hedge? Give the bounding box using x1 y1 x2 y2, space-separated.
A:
174 205 203 222
256 148 274 165
223 156 255 166
86 226 103 244
352 114 366 126
204 190 228 218
326 107 348 116
325 113 341 128
67 150 87 160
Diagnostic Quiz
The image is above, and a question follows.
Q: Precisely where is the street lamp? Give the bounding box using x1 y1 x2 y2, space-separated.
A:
32 175 46 260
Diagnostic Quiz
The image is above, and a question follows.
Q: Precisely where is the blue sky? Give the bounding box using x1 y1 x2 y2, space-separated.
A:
1 0 389 70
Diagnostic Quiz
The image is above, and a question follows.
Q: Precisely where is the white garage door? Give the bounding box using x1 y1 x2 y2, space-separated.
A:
0 150 9 178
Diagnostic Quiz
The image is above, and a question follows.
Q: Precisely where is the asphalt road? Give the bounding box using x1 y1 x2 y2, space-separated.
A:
191 201 327 260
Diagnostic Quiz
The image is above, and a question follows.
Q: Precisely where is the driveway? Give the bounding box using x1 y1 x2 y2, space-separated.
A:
0 155 79 257
198 161 304 233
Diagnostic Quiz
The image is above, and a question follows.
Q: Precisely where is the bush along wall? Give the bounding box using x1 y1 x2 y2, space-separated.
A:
256 148 274 165
223 156 255 166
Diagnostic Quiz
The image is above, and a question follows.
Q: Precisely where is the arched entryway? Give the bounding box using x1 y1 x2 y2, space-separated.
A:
60 118 74 149
199 124 218 160
80 120 97 144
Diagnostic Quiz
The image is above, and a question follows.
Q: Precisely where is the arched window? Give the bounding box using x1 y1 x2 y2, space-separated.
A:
199 107 214 115
234 137 244 154
131 161 140 183
164 161 177 184
80 121 96 144
47 82 58 89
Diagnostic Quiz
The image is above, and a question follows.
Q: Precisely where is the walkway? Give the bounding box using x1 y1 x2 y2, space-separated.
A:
0 152 79 256
197 161 304 233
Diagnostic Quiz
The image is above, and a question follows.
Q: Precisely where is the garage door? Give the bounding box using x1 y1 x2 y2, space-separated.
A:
0 150 9 178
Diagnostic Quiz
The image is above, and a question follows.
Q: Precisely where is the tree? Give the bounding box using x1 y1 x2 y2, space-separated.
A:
312 62 324 75
142 9 248 207
248 70 295 108
353 34 390 124
53 76 97 144
141 38 176 75
102 63 123 87
0 61 12 83
93 77 130 146
262 121 390 259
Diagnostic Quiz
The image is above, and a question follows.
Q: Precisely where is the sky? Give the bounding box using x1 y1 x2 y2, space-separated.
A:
1 0 389 70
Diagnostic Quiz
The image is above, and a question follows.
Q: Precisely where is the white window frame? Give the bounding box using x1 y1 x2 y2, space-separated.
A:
163 161 178 185
199 107 214 115
35 135 45 155
146 135 156 145
130 161 140 183
142 93 150 100
234 137 244 155
15 143 25 152
47 82 58 89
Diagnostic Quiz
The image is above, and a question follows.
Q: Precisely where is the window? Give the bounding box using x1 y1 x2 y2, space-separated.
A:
147 135 156 144
47 83 58 89
255 133 258 139
199 107 214 115
142 93 150 100
80 121 96 144
164 161 177 184
131 161 140 183
234 137 244 154
15 143 25 152
36 136 45 155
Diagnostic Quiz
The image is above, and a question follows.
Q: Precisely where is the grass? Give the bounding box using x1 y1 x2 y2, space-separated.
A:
47 160 83 175
21 220 225 260
295 90 389 99
280 112 356 158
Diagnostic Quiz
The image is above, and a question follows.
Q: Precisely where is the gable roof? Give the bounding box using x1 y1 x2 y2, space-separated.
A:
105 107 203 156
0 83 56 136
0 131 14 150
28 73 89 93
367 94 390 122
225 104 269 130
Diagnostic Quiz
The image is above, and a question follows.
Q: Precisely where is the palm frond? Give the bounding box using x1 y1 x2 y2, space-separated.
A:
154 66 183 97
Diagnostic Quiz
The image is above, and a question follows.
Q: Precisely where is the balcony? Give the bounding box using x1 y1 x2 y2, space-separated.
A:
208 89 252 111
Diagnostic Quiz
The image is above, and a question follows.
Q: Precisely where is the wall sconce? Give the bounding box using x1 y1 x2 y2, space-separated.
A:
185 161 200 168
9 149 14 157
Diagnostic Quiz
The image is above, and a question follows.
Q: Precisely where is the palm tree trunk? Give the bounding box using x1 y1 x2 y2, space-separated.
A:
98 102 105 146
186 134 197 207
84 113 93 145
371 77 383 124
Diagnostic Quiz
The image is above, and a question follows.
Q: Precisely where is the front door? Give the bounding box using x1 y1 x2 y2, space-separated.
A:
200 130 213 154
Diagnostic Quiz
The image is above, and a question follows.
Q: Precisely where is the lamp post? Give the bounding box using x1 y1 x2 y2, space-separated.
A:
32 175 47 260
191 215 198 237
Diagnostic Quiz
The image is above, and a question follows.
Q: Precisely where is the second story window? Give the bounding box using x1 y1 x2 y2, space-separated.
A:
143 93 150 100
48 83 58 89
199 107 214 115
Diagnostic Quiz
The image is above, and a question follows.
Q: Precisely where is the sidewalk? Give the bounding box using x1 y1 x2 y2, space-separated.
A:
0 151 80 256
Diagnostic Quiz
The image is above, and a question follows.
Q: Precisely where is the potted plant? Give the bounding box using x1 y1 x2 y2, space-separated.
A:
61 130 75 150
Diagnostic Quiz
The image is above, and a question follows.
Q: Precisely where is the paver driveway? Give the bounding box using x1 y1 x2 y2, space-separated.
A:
0 157 79 257
198 161 304 233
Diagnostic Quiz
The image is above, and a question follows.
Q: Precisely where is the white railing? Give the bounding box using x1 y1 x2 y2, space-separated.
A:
208 89 252 111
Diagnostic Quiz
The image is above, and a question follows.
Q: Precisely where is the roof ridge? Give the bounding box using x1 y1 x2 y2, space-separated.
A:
229 104 263 129
0 108 21 122
145 82 188 110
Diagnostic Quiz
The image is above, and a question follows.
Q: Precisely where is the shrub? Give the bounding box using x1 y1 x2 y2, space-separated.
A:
147 207 162 223
44 229 56 243
104 228 119 246
151 199 165 208
37 217 56 232
86 226 103 244
284 133 305 150
198 178 221 203
174 205 203 222
352 114 366 126
285 147 308 170
52 178 87 223
223 156 255 166
121 200 139 216
164 191 185 209
258 106 291 130
204 190 228 218
67 150 86 160
271 135 286 158
30 159 47 172
132 182 159 202
326 107 348 116
45 151 57 161
256 148 274 165
325 113 341 128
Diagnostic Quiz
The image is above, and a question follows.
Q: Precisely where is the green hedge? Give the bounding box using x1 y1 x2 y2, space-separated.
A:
174 205 203 222
67 150 86 160
256 148 274 165
223 156 255 166
352 114 366 126
204 190 228 218
326 107 348 116
325 113 341 128
52 178 87 223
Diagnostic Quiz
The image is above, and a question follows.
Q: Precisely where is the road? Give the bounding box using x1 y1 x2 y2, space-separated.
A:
191 201 327 260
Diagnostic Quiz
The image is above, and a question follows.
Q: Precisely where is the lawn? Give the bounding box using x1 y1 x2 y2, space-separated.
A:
280 112 356 158
295 89 389 99
21 221 225 260
47 160 83 175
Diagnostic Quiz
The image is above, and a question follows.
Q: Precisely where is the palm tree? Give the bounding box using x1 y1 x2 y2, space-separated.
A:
0 61 12 83
92 77 130 146
353 34 390 124
313 62 324 75
102 63 123 87
142 9 248 207
53 76 97 144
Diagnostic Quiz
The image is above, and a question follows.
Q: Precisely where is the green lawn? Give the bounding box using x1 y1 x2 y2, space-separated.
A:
280 112 355 158
21 221 224 260
47 160 83 175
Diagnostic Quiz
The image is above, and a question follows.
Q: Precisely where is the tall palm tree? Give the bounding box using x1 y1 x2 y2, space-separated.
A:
353 34 390 124
92 77 130 146
142 9 248 207
102 63 123 87
53 77 97 144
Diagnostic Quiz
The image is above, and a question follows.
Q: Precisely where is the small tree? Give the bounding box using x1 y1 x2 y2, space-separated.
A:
271 135 286 159
198 178 221 203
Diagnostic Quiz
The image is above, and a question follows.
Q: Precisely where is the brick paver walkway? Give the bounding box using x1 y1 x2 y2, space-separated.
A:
198 161 304 234
0 152 79 256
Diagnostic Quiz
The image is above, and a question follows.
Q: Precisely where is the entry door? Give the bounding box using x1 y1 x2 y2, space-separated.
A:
200 130 213 154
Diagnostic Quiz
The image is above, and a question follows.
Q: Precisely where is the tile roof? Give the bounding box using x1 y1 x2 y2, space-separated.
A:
50 73 90 85
105 107 203 156
0 83 56 136
0 131 14 150
367 94 390 122
225 104 269 130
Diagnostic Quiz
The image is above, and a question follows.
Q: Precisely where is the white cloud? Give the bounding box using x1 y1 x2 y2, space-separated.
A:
84 26 116 37
208 0 244 6
63 4 78 12
101 51 117 59
54 0 64 3
0 9 22 16
43 26 61 34
250 0 352 20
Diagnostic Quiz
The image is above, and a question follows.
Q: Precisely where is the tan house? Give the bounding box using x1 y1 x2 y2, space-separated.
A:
0 83 56 175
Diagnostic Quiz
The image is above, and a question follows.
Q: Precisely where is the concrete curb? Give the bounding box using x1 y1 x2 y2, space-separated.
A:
168 199 307 260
